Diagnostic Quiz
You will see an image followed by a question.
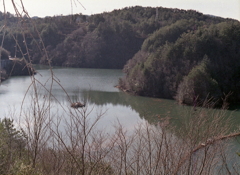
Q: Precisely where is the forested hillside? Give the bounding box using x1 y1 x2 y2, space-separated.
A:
119 19 240 106
0 6 239 105
0 6 230 68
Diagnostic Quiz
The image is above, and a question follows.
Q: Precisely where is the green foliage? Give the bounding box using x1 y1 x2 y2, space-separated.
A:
175 57 221 105
40 23 60 47
1 6 230 69
141 19 199 52
1 6 240 105
120 15 240 106
0 118 27 174
89 14 105 25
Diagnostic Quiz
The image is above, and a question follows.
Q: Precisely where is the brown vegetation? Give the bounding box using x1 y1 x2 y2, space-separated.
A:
0 1 240 175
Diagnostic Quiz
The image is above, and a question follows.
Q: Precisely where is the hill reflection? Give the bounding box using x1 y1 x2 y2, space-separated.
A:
68 89 185 124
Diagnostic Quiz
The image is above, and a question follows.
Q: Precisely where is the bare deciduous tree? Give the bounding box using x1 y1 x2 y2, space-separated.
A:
1 1 240 175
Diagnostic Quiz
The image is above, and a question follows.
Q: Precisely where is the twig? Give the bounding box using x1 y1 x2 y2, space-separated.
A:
173 132 240 174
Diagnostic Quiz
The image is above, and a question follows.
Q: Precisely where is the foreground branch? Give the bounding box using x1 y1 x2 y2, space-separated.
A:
174 132 240 174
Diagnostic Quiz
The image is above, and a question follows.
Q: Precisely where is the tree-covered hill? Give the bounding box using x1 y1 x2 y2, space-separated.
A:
119 20 240 106
1 6 239 105
0 6 231 69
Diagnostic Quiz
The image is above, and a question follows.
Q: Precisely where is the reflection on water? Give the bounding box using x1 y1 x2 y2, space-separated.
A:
0 68 147 134
1 67 240 129
1 67 240 171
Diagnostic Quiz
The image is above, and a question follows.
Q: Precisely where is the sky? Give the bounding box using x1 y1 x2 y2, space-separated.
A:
0 0 239 21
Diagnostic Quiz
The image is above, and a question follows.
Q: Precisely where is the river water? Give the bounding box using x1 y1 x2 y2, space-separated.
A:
0 67 182 125
1 67 240 129
1 67 240 122
1 67 240 171
1 67 240 142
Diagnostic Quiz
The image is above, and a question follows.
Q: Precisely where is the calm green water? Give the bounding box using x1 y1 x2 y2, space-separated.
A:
0 67 189 128
1 67 240 171
1 67 240 132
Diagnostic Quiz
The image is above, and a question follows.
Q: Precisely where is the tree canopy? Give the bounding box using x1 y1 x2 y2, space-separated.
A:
0 6 239 105
120 21 240 106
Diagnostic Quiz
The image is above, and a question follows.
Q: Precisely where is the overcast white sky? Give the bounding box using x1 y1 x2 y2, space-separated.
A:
0 0 239 21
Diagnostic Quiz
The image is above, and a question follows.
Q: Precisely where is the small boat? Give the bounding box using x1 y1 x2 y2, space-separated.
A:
71 102 85 108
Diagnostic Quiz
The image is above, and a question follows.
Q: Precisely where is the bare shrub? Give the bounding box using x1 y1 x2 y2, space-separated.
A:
1 1 240 175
